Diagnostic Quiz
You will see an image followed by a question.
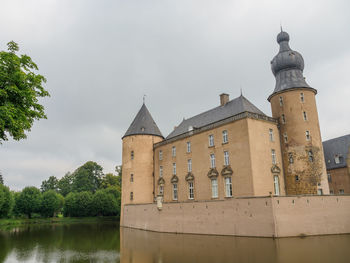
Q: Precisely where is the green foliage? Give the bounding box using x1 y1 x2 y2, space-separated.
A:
16 187 42 218
71 161 103 193
64 192 93 217
92 189 119 216
40 176 58 193
115 165 122 185
0 172 3 185
40 190 64 217
100 173 120 189
0 185 13 218
0 41 49 142
57 172 73 196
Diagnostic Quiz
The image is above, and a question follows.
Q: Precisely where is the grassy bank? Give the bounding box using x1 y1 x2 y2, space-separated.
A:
0 216 119 231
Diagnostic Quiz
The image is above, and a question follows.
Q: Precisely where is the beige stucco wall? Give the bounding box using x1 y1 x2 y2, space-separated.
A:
121 195 350 237
328 167 350 194
270 89 329 195
121 135 163 224
153 117 284 202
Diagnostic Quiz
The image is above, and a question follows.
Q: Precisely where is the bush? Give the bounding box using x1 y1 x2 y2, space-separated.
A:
40 190 64 217
92 189 118 216
0 185 13 218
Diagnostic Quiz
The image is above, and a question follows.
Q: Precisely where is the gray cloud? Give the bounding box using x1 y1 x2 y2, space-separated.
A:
1 0 349 190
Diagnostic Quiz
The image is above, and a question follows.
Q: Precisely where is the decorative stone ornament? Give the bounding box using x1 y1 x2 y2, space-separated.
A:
157 177 165 185
171 175 179 183
185 172 195 182
221 165 233 177
207 168 219 178
271 165 281 174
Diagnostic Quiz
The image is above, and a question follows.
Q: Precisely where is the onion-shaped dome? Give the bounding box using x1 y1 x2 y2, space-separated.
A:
268 30 315 101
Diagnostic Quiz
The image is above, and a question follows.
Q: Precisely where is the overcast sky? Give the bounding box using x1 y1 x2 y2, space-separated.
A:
1 0 349 190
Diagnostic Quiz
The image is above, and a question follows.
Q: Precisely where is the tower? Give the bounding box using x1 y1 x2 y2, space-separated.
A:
121 103 163 224
268 30 329 195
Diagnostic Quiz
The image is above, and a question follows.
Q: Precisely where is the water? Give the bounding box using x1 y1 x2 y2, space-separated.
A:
1 220 350 263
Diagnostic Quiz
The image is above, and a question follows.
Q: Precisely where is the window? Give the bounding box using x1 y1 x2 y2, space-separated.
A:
211 179 218 198
173 183 178 200
131 151 134 160
173 163 176 175
288 153 294 164
187 142 191 153
188 182 194 199
330 190 334 195
279 96 283 106
159 166 163 177
159 150 163 160
187 159 192 172
271 149 276 165
224 151 230 166
334 155 343 164
225 177 233 197
300 92 304 102
339 189 345 195
209 135 214 147
308 150 314 162
269 129 274 142
222 130 228 143
172 146 176 157
130 174 134 182
303 111 308 121
130 192 133 201
210 154 216 168
159 185 164 195
281 114 286 124
295 175 300 182
306 131 310 141
283 133 288 143
317 189 323 195
327 173 332 182
274 175 280 196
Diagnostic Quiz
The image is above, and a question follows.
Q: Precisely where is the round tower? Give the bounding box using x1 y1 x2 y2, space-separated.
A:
121 103 163 225
268 30 329 195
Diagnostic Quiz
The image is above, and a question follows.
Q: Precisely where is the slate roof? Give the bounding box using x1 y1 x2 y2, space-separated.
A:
123 104 163 139
166 95 266 139
323 134 350 170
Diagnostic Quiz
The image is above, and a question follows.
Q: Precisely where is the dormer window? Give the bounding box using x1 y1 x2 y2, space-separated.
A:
141 127 145 132
334 155 343 164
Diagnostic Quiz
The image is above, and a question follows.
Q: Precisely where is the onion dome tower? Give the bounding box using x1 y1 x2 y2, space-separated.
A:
121 103 163 225
268 30 329 195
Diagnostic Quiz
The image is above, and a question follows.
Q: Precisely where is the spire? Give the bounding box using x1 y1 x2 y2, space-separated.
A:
268 30 315 101
122 104 163 139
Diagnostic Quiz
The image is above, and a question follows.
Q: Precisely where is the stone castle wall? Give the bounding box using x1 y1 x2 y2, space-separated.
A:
121 195 350 237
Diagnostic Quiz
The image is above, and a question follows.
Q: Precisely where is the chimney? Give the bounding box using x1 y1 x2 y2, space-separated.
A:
220 93 229 106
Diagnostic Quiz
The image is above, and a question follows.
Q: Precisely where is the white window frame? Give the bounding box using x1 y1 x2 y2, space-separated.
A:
210 154 216 168
222 130 228 143
209 135 214 147
224 151 229 166
225 177 233 197
172 183 178 200
306 131 310 141
269 129 274 142
172 146 176 157
339 189 345 195
159 150 163 160
187 159 192 172
274 175 280 196
271 149 276 165
187 142 191 153
130 174 134 182
173 163 176 175
188 182 194 199
211 178 218 198
159 166 163 177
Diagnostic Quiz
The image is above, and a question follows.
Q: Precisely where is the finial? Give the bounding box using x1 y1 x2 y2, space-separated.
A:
240 87 243 97
143 94 146 104
280 21 283 32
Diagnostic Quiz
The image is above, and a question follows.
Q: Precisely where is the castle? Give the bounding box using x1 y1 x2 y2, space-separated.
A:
119 31 350 237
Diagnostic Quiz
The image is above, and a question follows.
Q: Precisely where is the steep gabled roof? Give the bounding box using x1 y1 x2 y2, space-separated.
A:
323 134 350 170
166 95 266 139
123 104 163 139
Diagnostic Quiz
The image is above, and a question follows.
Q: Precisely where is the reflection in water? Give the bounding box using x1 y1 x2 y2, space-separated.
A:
120 227 350 263
0 222 120 262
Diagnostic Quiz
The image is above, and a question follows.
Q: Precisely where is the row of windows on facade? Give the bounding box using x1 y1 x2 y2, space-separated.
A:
129 174 281 201
279 111 309 125
329 189 345 195
269 128 312 144
279 92 305 106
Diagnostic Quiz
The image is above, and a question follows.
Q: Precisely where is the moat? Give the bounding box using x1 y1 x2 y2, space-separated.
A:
0 220 349 263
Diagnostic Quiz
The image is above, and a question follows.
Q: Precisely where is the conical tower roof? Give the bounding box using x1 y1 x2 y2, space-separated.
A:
123 104 163 139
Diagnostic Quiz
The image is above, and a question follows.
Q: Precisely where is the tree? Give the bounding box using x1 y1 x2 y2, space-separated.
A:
57 172 73 196
40 190 64 217
64 191 93 217
100 173 120 189
0 184 13 218
92 189 118 216
115 165 122 186
71 161 104 193
16 186 42 218
0 41 49 142
40 176 59 192
0 171 3 185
